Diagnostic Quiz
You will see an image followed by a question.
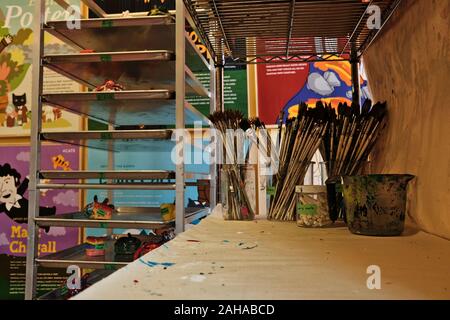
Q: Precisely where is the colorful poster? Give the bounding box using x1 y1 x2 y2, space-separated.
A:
0 0 82 136
257 59 370 124
0 144 80 299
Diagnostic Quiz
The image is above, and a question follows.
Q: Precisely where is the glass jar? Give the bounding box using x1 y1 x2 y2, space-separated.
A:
221 164 256 220
296 185 332 227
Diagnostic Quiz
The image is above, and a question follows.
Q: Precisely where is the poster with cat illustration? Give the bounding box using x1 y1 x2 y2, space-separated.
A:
0 0 83 136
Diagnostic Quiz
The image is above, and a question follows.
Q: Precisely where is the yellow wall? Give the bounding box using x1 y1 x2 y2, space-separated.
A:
364 0 450 239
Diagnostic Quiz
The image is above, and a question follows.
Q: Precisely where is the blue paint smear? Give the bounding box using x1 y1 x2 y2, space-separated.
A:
139 259 175 268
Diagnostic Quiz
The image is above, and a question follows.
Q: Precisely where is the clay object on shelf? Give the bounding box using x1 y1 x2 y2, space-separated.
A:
133 242 161 260
85 236 108 257
148 5 168 16
155 228 175 242
160 203 175 222
84 195 115 220
114 233 142 256
94 80 125 92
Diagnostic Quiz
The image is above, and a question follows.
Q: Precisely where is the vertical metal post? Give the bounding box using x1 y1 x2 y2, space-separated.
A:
106 124 114 238
25 0 45 300
216 63 225 112
350 44 361 107
175 0 186 234
209 58 217 209
214 58 224 203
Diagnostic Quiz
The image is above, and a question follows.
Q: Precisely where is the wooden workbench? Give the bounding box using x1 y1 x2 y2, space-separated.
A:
74 206 450 300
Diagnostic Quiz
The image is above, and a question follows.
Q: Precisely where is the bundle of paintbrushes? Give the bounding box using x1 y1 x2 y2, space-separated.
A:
268 103 328 221
320 99 388 177
320 99 387 222
208 110 255 220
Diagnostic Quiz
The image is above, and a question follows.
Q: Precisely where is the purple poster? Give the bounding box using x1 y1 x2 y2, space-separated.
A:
0 144 80 298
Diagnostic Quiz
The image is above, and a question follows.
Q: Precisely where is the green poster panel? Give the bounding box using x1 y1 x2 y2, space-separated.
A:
187 66 248 117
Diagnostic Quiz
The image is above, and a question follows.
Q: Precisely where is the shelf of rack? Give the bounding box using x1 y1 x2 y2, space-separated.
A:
44 15 210 73
43 51 209 97
38 270 115 300
41 129 173 151
185 172 211 180
36 208 209 270
34 206 208 229
35 207 174 229
39 170 175 180
42 91 209 126
36 242 130 270
36 183 176 190
36 171 209 190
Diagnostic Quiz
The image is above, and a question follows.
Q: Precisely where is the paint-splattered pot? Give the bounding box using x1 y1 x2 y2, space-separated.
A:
342 174 415 236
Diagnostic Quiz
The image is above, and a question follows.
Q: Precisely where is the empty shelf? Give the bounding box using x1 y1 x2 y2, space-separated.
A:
37 183 176 190
43 91 209 126
41 129 173 151
45 16 210 73
39 170 175 180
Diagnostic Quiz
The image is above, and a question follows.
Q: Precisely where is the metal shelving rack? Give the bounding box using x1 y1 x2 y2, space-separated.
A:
25 0 220 300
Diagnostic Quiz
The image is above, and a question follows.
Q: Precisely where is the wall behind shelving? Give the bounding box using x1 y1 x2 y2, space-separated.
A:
364 0 450 239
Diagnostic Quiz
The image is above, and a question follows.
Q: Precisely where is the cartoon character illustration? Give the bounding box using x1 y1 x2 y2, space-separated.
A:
0 163 56 231
42 105 53 123
52 155 71 171
0 35 13 55
53 107 62 121
4 105 17 127
41 105 63 123
12 93 28 126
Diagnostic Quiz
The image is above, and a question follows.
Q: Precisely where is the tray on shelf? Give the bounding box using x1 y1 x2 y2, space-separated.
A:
35 207 208 228
38 270 115 300
36 183 176 190
45 16 210 73
35 207 175 229
43 91 209 126
185 207 210 224
39 170 175 180
185 172 211 180
41 129 173 151
43 51 209 97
